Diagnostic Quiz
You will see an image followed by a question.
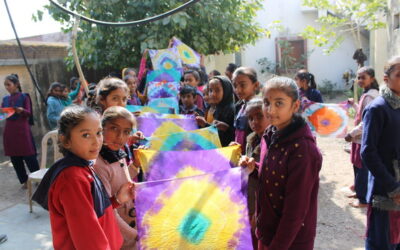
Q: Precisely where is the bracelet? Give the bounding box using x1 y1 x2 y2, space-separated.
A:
115 194 122 205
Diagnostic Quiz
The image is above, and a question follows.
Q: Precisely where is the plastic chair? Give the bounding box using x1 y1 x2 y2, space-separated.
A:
27 130 62 212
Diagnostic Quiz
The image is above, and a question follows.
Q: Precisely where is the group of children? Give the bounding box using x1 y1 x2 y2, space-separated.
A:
1 55 399 249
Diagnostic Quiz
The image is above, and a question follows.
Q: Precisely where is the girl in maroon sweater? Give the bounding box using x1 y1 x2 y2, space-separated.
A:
240 77 322 250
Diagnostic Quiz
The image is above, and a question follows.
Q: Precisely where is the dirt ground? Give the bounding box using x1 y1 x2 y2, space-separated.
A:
0 96 368 249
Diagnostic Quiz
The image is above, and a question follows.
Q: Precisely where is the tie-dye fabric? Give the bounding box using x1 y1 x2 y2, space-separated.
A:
147 97 179 114
134 145 241 181
146 68 182 84
135 167 252 249
147 81 179 99
149 48 183 71
171 37 201 67
141 126 221 151
136 113 198 137
126 105 173 114
0 107 15 121
302 101 349 138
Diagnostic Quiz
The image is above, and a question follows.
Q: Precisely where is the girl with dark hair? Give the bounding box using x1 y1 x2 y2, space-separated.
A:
46 82 65 129
33 105 134 249
183 70 205 111
1 74 39 188
295 71 323 103
361 56 400 249
344 66 380 208
95 77 130 113
196 76 235 146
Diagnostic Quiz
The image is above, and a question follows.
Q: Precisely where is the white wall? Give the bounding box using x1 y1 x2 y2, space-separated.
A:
240 0 369 90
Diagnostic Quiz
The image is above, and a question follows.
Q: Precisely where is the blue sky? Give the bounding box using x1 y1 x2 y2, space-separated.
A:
0 0 63 40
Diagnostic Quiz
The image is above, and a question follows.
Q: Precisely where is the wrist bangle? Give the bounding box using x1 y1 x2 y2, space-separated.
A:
115 194 122 205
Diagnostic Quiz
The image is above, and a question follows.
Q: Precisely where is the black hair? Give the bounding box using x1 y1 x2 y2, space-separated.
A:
180 85 197 98
58 105 100 155
210 75 234 114
384 56 400 76
102 106 136 128
295 71 317 89
210 70 221 76
5 74 22 92
46 82 65 102
70 77 79 86
123 74 136 82
122 68 137 78
244 97 263 116
232 67 258 83
226 63 238 73
264 76 299 102
357 66 379 91
183 70 201 81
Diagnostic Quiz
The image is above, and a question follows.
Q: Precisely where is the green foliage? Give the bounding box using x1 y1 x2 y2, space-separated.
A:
35 0 266 71
301 0 387 54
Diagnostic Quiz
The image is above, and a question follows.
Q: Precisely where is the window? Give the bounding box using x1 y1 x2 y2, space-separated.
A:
275 37 307 75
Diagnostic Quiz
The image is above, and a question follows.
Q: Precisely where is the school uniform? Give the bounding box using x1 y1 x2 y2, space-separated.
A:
32 152 123 250
300 88 323 103
94 146 138 250
1 92 39 184
179 104 204 116
257 116 322 250
349 88 379 204
361 86 400 250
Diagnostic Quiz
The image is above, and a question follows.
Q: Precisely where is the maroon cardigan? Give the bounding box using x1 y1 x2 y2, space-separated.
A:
256 118 322 250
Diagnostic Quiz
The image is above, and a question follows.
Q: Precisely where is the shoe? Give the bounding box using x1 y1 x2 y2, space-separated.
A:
349 200 368 208
0 234 7 245
21 182 28 190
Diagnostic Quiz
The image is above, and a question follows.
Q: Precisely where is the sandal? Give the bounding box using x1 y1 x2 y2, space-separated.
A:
349 200 368 208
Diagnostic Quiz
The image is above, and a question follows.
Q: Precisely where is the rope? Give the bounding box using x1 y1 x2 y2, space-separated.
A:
49 0 201 27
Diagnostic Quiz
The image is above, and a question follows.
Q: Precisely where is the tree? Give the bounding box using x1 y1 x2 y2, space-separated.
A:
300 0 387 101
35 0 265 71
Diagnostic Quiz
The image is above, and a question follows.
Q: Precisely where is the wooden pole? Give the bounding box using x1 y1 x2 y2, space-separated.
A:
71 17 89 97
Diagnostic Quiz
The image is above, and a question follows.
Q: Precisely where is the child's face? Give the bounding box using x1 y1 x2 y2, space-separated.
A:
101 88 128 109
63 113 103 160
203 87 211 105
208 79 224 105
126 78 138 94
184 73 199 87
52 87 63 97
181 93 195 109
4 80 18 94
384 64 400 95
247 107 270 136
294 77 307 89
262 88 300 131
357 72 374 89
233 74 258 101
103 118 133 151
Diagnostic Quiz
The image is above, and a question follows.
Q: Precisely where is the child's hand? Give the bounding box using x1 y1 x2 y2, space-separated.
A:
213 120 229 131
344 133 352 142
238 156 256 174
196 116 207 127
14 107 24 114
229 141 240 146
347 98 354 105
129 131 145 144
392 194 400 205
116 182 135 204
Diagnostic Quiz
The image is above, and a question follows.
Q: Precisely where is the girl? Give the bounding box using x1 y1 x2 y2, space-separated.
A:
124 75 145 106
361 56 400 250
61 81 81 107
240 77 322 250
1 74 39 188
32 105 134 250
244 98 270 249
295 70 323 103
232 67 260 153
95 77 130 113
196 76 235 147
94 106 139 250
183 70 205 111
46 82 65 129
344 66 379 208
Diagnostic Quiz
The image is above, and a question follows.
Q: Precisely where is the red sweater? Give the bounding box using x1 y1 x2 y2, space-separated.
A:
48 166 123 250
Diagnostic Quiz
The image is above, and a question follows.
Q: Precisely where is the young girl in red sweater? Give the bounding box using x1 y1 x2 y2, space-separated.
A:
33 105 134 250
